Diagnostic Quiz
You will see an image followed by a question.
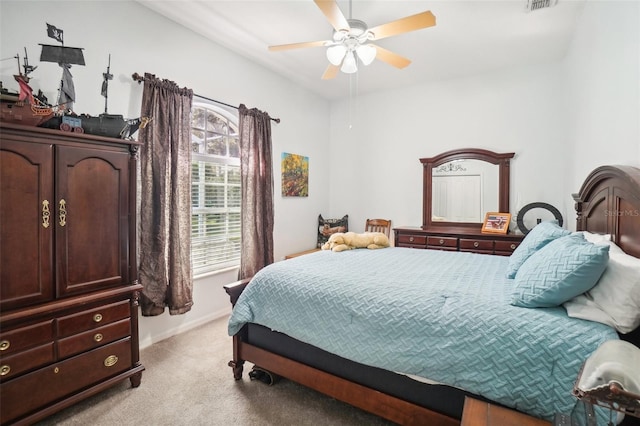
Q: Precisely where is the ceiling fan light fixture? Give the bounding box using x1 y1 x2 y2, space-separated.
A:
341 51 358 74
326 44 347 66
356 44 376 66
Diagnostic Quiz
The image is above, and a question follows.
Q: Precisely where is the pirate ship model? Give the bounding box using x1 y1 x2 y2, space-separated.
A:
0 49 54 126
38 23 148 139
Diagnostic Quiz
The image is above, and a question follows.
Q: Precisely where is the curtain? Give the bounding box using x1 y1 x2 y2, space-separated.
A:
138 73 194 316
238 104 274 280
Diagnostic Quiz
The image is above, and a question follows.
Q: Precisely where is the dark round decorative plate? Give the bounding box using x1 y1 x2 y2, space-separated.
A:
516 202 563 234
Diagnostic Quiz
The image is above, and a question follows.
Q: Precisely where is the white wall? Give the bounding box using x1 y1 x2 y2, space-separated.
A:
562 0 640 206
328 62 569 236
327 0 640 236
0 0 330 348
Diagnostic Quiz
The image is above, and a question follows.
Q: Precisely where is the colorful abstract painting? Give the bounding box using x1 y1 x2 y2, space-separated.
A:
281 152 309 197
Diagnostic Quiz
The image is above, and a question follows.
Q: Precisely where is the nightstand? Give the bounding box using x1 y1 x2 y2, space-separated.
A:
284 248 321 259
461 397 551 426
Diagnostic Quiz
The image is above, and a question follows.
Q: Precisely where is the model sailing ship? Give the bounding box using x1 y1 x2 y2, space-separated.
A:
0 49 54 126
40 24 149 138
1 23 148 139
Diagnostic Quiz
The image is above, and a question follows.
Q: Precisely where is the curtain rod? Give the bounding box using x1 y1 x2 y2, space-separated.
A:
131 73 280 123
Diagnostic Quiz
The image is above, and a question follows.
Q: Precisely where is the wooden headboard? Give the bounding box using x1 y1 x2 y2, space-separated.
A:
573 165 640 258
573 165 640 347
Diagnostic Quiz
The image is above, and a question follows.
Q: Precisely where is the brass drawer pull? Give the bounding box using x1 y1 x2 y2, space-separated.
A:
473 241 479 248
59 199 67 227
0 340 9 351
0 365 10 376
94 333 104 342
510 244 516 250
104 355 119 367
439 239 444 245
93 313 103 323
42 200 51 228
409 236 414 242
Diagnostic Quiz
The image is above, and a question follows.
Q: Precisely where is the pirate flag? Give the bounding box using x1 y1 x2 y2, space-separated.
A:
46 23 63 44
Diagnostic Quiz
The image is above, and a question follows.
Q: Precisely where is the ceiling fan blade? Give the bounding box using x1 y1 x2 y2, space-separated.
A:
314 0 350 32
370 44 411 69
321 64 340 80
369 11 436 41
268 40 329 51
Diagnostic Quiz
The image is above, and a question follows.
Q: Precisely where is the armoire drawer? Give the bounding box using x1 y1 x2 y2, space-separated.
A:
0 337 132 424
57 300 131 338
57 318 131 359
0 343 55 382
0 320 54 357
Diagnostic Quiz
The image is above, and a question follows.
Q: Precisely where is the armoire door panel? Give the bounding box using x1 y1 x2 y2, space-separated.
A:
0 140 54 310
55 146 130 297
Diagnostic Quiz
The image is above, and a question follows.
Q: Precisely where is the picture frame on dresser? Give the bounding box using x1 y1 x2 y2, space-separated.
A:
481 212 511 234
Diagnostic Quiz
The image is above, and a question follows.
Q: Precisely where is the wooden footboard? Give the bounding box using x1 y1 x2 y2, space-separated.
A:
223 278 458 426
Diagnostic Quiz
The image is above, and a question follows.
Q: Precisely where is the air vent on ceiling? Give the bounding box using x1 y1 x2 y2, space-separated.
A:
525 0 558 12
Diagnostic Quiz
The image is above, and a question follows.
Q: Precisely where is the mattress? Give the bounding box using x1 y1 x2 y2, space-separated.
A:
228 247 619 421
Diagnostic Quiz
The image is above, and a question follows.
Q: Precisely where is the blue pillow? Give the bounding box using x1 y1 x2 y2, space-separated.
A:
510 233 609 308
506 221 570 278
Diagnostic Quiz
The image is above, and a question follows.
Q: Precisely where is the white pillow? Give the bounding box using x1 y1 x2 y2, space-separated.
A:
564 241 640 333
578 231 611 244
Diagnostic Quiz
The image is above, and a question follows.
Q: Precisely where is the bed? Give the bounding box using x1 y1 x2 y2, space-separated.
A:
224 164 640 425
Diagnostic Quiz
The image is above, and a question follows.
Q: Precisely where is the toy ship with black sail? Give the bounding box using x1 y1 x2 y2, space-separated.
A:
39 49 146 139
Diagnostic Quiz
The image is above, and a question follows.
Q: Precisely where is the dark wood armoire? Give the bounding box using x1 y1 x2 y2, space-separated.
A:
0 122 144 425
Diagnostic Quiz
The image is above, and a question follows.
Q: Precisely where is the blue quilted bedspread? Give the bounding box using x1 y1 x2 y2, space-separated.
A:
228 248 619 421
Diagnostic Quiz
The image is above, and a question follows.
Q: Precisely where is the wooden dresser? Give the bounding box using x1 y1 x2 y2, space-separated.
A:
0 123 144 425
395 226 523 256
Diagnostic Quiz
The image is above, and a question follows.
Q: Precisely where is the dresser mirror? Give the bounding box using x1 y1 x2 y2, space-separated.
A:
421 149 515 229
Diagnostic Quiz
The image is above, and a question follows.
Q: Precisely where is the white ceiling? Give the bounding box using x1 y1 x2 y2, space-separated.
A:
137 0 585 100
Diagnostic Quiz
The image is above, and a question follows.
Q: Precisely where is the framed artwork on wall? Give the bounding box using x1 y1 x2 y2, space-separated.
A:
281 152 309 197
481 212 511 234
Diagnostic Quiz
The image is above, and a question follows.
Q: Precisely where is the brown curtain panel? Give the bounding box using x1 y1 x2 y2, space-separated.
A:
138 73 194 316
238 104 274 280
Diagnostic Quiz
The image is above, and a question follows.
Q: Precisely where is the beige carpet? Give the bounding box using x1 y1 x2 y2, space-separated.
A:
35 315 394 425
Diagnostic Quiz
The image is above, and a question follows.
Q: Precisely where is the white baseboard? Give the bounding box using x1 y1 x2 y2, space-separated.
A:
138 305 232 350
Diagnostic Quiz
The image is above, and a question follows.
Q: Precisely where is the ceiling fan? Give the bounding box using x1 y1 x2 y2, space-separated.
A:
268 0 436 80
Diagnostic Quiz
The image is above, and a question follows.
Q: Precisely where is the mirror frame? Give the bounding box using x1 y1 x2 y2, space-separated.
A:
421 148 515 230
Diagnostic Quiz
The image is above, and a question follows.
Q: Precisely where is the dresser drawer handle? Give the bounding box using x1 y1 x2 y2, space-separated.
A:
439 239 444 245
104 355 119 367
409 236 414 242
510 244 516 250
93 313 103 323
94 333 104 342
473 241 479 248
0 340 9 351
0 365 10 376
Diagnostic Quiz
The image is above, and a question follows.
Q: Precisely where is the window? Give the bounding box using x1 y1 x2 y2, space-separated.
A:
191 102 240 276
